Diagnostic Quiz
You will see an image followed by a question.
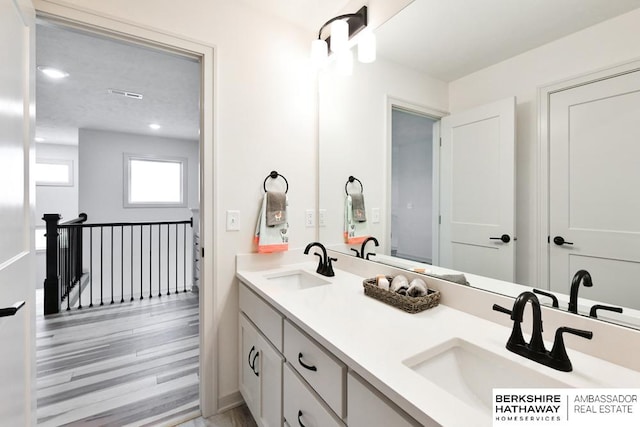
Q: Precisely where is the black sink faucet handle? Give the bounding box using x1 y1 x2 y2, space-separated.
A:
350 248 361 257
532 288 559 308
549 326 593 372
589 304 623 318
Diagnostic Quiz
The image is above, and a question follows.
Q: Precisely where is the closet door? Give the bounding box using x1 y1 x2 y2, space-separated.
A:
440 96 516 282
549 70 640 309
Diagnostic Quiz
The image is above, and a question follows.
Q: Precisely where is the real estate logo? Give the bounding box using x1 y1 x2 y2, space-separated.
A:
493 389 640 426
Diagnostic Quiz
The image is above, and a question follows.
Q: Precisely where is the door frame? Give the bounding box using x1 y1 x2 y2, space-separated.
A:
33 1 218 417
537 57 640 290
385 96 447 264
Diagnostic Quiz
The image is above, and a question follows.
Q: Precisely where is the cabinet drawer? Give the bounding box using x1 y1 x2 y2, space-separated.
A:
239 282 283 351
347 372 425 427
283 364 344 427
283 320 346 418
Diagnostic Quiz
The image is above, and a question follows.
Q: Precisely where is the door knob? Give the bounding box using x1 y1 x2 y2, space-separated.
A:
553 236 573 246
489 234 511 243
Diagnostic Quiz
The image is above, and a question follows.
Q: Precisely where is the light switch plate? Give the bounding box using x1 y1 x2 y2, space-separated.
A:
319 209 327 227
226 210 240 231
305 209 315 227
372 207 380 223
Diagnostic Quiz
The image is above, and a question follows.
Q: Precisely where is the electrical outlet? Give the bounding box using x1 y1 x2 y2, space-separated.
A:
305 209 315 227
372 207 380 223
226 210 240 231
319 209 327 227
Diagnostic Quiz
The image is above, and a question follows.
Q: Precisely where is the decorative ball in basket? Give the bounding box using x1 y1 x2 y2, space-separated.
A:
362 274 440 314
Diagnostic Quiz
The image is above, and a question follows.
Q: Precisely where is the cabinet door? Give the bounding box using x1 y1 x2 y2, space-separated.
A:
239 314 261 417
256 332 283 427
347 372 426 427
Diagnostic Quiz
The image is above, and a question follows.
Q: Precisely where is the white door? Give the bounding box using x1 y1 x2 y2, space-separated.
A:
549 70 640 310
0 0 35 424
439 97 516 282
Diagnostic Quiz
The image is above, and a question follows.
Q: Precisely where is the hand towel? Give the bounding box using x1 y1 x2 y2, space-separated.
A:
350 193 367 222
266 191 286 226
344 194 369 245
254 193 289 253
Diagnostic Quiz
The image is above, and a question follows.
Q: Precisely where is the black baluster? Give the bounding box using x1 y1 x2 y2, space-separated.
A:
120 226 124 303
158 224 162 297
183 223 187 292
130 226 134 302
140 225 144 300
167 223 170 296
89 227 93 307
175 224 178 294
77 228 82 309
100 226 104 306
149 224 153 298
66 229 70 311
110 226 114 304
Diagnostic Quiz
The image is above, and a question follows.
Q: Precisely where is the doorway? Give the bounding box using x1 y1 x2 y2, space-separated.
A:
390 107 438 264
35 18 205 425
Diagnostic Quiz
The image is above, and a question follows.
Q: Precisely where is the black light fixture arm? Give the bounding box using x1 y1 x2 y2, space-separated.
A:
315 6 368 42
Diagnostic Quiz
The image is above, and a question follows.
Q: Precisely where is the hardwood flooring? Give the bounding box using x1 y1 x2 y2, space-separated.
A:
176 405 257 427
36 290 200 426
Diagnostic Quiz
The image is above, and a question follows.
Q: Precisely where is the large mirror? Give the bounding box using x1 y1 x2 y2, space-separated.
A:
318 0 640 329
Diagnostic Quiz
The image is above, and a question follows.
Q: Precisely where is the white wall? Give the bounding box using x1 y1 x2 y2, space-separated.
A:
41 0 319 405
35 143 79 288
319 57 448 255
78 128 198 222
449 7 640 287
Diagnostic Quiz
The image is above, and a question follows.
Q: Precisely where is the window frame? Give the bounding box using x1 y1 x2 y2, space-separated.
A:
123 153 188 208
35 158 74 187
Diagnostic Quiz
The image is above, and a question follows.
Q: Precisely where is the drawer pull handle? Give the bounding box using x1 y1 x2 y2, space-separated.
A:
297 410 306 427
298 352 317 372
248 345 255 369
0 301 25 318
252 351 260 377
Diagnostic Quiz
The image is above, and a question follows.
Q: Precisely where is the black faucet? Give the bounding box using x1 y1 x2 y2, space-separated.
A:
494 291 593 372
568 270 593 314
361 237 379 260
589 304 623 319
303 242 336 277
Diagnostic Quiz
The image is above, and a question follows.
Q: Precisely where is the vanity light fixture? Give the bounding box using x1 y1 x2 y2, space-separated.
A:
311 6 374 71
37 66 69 79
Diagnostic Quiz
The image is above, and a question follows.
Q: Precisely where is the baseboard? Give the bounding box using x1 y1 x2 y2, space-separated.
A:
217 390 244 413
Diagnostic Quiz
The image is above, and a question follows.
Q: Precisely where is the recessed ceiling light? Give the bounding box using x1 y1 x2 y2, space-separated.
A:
35 137 44 142
37 66 69 79
149 123 161 130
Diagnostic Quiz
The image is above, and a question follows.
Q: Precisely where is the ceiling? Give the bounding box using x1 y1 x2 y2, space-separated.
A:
36 22 201 145
376 0 640 81
35 0 640 145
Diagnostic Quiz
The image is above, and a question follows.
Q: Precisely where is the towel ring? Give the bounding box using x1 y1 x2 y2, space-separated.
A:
345 176 363 195
263 170 289 193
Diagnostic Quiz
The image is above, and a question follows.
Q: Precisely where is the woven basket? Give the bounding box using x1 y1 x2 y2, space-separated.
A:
362 276 441 314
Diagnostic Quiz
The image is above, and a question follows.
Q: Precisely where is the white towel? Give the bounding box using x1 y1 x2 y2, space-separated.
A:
344 194 369 245
254 193 289 253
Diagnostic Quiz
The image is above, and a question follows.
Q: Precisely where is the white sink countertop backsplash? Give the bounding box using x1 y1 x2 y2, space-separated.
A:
236 250 640 426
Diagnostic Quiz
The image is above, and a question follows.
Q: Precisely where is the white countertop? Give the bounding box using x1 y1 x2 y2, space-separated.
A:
236 258 640 426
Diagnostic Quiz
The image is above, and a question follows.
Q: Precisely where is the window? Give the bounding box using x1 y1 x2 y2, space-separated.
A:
35 159 73 186
124 154 187 207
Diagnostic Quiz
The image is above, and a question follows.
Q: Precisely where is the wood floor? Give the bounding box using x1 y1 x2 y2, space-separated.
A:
36 290 200 426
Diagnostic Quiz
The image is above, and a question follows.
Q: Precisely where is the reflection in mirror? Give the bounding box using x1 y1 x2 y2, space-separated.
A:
318 0 640 330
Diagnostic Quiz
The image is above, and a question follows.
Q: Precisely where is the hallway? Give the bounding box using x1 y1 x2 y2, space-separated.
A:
36 290 199 426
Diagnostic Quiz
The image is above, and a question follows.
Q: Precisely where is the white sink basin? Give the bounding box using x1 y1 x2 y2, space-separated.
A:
264 270 331 290
403 338 568 413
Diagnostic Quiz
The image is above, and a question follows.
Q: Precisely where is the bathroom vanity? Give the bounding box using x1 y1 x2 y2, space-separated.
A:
236 250 640 426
